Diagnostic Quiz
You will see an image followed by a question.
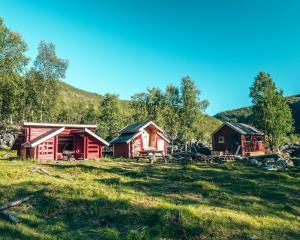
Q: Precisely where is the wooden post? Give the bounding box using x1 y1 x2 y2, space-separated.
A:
54 135 58 160
84 135 88 159
35 146 39 160
99 143 102 158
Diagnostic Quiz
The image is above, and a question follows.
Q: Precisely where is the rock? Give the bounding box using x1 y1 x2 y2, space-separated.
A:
281 143 300 157
248 155 294 171
0 128 18 149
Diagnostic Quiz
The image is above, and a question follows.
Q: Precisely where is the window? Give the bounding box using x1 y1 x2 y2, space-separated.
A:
245 136 251 142
256 136 263 142
218 136 225 143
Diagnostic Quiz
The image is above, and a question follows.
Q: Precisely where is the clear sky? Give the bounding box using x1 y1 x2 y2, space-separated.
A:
1 0 299 115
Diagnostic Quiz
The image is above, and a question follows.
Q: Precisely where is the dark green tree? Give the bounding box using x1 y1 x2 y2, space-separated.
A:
250 71 294 151
145 87 164 124
130 93 149 122
81 104 99 124
97 93 124 140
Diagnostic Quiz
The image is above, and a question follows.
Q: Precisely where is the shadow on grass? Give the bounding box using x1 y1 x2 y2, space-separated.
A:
0 168 299 240
0 182 206 240
99 160 300 221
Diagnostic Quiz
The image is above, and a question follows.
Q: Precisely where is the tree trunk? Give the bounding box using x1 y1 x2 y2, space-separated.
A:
40 88 46 122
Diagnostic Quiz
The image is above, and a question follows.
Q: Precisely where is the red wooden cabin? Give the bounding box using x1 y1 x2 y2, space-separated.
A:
110 120 170 158
212 122 265 156
12 122 109 160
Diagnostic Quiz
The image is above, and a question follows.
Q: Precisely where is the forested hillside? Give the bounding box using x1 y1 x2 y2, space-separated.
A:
59 81 103 104
215 94 300 134
57 80 221 143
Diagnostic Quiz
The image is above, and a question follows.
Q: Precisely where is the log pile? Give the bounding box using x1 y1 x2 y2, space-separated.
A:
170 151 241 163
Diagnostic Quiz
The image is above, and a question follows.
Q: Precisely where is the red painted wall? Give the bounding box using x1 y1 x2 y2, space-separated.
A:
241 135 265 154
113 143 130 158
213 125 241 154
86 134 102 159
18 125 101 160
213 125 265 156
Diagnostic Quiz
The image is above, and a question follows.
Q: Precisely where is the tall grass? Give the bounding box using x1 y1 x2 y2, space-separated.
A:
0 158 299 239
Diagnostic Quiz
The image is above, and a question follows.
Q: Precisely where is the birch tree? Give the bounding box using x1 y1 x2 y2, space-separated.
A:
250 71 294 151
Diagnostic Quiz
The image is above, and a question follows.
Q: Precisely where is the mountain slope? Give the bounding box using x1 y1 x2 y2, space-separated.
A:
215 95 300 134
59 81 103 106
58 81 222 142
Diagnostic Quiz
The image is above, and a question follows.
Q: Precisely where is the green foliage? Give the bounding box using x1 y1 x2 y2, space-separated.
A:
179 76 209 144
250 72 294 150
32 41 68 122
0 18 28 75
0 18 28 126
159 85 181 139
0 158 299 239
215 95 300 135
97 93 128 140
287 95 300 135
215 106 253 123
130 76 215 144
130 92 152 123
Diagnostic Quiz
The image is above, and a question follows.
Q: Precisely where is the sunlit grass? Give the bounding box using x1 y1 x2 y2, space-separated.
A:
0 157 299 239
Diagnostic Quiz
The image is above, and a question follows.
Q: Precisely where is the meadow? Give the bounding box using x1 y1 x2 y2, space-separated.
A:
0 154 299 239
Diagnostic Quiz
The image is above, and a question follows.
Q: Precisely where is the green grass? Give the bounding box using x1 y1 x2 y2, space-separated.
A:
0 156 299 240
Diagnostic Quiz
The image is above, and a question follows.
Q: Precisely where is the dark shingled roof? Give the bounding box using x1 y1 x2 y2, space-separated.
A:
110 132 139 144
226 122 264 135
111 120 169 144
120 120 152 133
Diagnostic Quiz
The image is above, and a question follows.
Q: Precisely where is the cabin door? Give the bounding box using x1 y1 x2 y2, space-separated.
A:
157 140 165 153
74 135 84 159
229 134 240 154
141 130 149 148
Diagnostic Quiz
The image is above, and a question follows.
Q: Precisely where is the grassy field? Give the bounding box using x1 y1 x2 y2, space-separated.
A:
0 156 299 240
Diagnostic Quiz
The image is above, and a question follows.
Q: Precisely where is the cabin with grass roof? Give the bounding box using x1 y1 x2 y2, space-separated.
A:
12 122 109 160
212 122 265 156
110 120 170 158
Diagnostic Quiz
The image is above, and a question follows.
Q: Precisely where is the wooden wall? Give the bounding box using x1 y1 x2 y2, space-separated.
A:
213 125 242 155
86 135 102 159
113 143 129 158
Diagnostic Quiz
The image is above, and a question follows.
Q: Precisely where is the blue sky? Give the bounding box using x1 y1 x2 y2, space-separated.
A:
1 0 299 115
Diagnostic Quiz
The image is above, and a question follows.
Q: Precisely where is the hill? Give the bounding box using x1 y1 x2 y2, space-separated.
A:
57 81 222 142
215 95 300 134
58 81 103 106
0 157 299 239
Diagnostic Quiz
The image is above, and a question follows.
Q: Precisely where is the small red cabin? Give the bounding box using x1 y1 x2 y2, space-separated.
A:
110 120 170 158
12 122 109 160
212 122 265 156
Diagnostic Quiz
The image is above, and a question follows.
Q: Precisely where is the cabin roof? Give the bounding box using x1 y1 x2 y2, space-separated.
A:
111 120 169 144
110 132 141 144
84 128 109 146
23 127 65 148
120 120 163 133
213 122 264 136
228 122 263 134
23 122 97 128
